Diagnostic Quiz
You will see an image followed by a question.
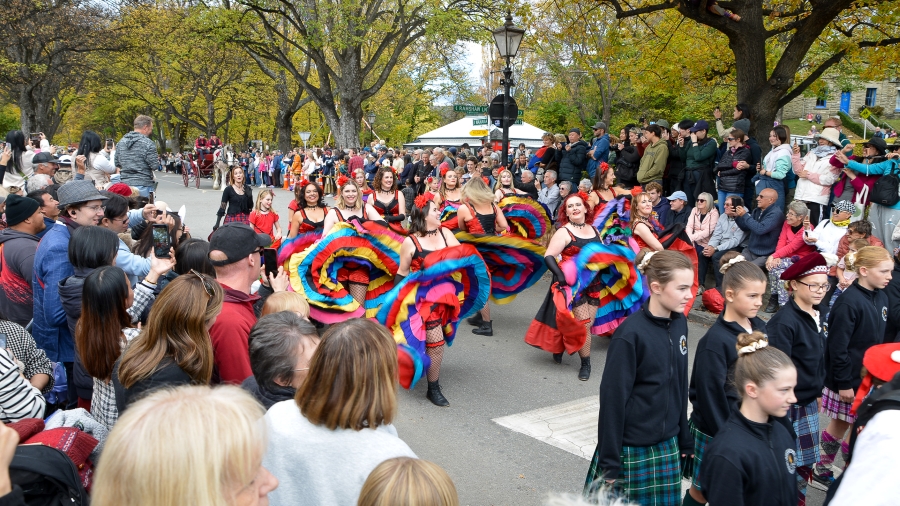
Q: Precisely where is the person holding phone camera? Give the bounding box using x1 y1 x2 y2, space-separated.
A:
207 224 289 385
75 131 116 186
0 132 35 188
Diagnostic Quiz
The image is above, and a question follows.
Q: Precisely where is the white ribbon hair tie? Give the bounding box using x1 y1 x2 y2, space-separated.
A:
738 340 768 356
719 254 746 274
637 251 658 273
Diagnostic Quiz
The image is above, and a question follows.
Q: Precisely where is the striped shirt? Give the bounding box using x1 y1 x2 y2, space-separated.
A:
0 348 45 423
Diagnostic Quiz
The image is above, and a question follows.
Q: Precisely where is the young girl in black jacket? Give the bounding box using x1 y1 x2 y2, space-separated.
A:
699 331 798 506
766 252 830 504
684 252 767 506
585 250 694 506
813 246 893 488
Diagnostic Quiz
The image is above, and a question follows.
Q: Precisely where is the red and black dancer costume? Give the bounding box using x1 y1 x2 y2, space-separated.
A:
378 194 491 406
371 190 407 236
526 194 648 380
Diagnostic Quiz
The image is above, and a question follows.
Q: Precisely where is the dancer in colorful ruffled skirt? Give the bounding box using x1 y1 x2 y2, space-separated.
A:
377 194 490 406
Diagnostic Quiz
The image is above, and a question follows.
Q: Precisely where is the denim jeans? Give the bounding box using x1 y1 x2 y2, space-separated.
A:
717 190 741 214
135 185 154 198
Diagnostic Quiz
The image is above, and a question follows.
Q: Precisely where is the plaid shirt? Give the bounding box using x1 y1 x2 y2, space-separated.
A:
92 281 156 429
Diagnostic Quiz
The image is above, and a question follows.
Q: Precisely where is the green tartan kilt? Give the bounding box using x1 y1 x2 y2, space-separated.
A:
584 436 681 506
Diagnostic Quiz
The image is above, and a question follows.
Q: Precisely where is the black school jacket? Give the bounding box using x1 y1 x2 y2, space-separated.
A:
700 406 796 506
596 306 692 480
689 313 766 436
825 281 888 392
767 298 826 406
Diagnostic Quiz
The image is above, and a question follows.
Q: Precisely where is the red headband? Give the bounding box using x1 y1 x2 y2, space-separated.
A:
297 179 310 188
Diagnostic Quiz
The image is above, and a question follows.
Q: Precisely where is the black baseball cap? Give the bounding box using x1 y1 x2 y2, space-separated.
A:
208 223 272 266
32 152 60 164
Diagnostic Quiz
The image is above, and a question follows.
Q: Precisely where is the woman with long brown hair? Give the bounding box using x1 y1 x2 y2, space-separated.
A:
112 271 224 414
77 256 174 429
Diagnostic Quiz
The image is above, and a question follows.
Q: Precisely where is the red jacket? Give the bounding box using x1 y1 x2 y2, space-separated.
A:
195 138 208 149
208 284 259 384
772 221 817 259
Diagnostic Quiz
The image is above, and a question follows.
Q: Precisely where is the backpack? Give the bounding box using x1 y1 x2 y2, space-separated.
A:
870 160 900 207
9 445 89 506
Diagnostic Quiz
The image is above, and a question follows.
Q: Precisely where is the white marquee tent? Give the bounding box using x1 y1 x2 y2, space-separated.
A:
403 116 547 149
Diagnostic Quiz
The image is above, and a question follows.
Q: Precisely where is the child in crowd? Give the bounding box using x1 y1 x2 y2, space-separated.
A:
814 246 893 488
766 253 831 505
358 457 459 506
698 331 797 506
249 189 282 249
586 250 694 506
684 252 767 506
261 291 310 319
831 238 869 306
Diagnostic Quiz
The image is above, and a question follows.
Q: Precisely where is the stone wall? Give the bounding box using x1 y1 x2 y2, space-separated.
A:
782 79 900 122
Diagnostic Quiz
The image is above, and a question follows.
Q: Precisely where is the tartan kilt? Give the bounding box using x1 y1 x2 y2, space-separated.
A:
224 212 250 225
689 421 712 490
585 436 681 506
820 386 855 423
790 399 821 468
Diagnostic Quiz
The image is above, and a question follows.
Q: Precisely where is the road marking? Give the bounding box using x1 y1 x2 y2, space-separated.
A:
493 396 600 460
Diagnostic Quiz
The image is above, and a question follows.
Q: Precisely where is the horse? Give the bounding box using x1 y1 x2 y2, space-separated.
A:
212 144 236 190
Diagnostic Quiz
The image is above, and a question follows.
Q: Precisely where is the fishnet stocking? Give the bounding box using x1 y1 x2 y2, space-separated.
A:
425 325 445 382
480 305 490 321
348 282 367 308
573 303 598 358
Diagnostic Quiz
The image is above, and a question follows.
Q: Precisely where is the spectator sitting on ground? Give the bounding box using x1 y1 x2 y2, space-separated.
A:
703 195 748 290
207 223 288 385
763 200 816 312
538 170 561 217
734 188 785 269
833 221 882 279
804 199 855 255
358 457 459 506
263 319 416 505
665 190 692 228
687 192 719 290
515 170 539 199
578 179 592 194
645 182 670 228
92 385 279 506
242 312 320 410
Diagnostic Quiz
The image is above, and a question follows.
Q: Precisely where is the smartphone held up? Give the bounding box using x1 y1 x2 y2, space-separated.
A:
152 224 171 258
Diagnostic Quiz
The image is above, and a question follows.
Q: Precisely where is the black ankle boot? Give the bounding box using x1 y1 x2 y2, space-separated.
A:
472 320 493 336
552 353 563 364
466 313 483 326
426 381 449 407
578 357 591 381
765 297 779 313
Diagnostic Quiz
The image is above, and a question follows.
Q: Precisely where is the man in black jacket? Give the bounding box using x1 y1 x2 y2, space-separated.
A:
666 191 692 228
558 128 589 184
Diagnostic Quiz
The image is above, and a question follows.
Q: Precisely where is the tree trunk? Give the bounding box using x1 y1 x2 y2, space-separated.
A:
18 89 63 141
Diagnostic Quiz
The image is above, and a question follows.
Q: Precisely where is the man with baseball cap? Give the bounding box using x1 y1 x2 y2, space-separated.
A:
587 122 610 179
0 195 46 327
207 223 288 384
679 119 717 206
33 180 108 406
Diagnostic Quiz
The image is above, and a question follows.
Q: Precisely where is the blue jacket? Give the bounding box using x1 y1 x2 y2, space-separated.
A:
117 238 150 287
587 134 610 178
35 217 56 239
32 221 75 362
846 158 900 210
735 205 784 256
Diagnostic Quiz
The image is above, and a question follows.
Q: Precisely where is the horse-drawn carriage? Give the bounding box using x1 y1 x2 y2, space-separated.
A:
181 146 233 190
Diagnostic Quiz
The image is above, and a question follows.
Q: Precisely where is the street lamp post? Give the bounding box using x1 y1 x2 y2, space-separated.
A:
491 13 525 168
366 112 376 145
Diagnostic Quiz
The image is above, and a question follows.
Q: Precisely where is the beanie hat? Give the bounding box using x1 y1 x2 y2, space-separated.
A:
732 118 751 134
107 183 134 197
4 194 40 227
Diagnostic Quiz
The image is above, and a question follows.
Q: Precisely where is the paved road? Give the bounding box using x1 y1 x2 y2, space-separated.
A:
153 172 831 506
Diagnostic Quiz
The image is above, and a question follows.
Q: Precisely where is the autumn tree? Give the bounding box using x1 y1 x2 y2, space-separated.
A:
232 0 492 149
599 0 900 148
0 0 115 140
